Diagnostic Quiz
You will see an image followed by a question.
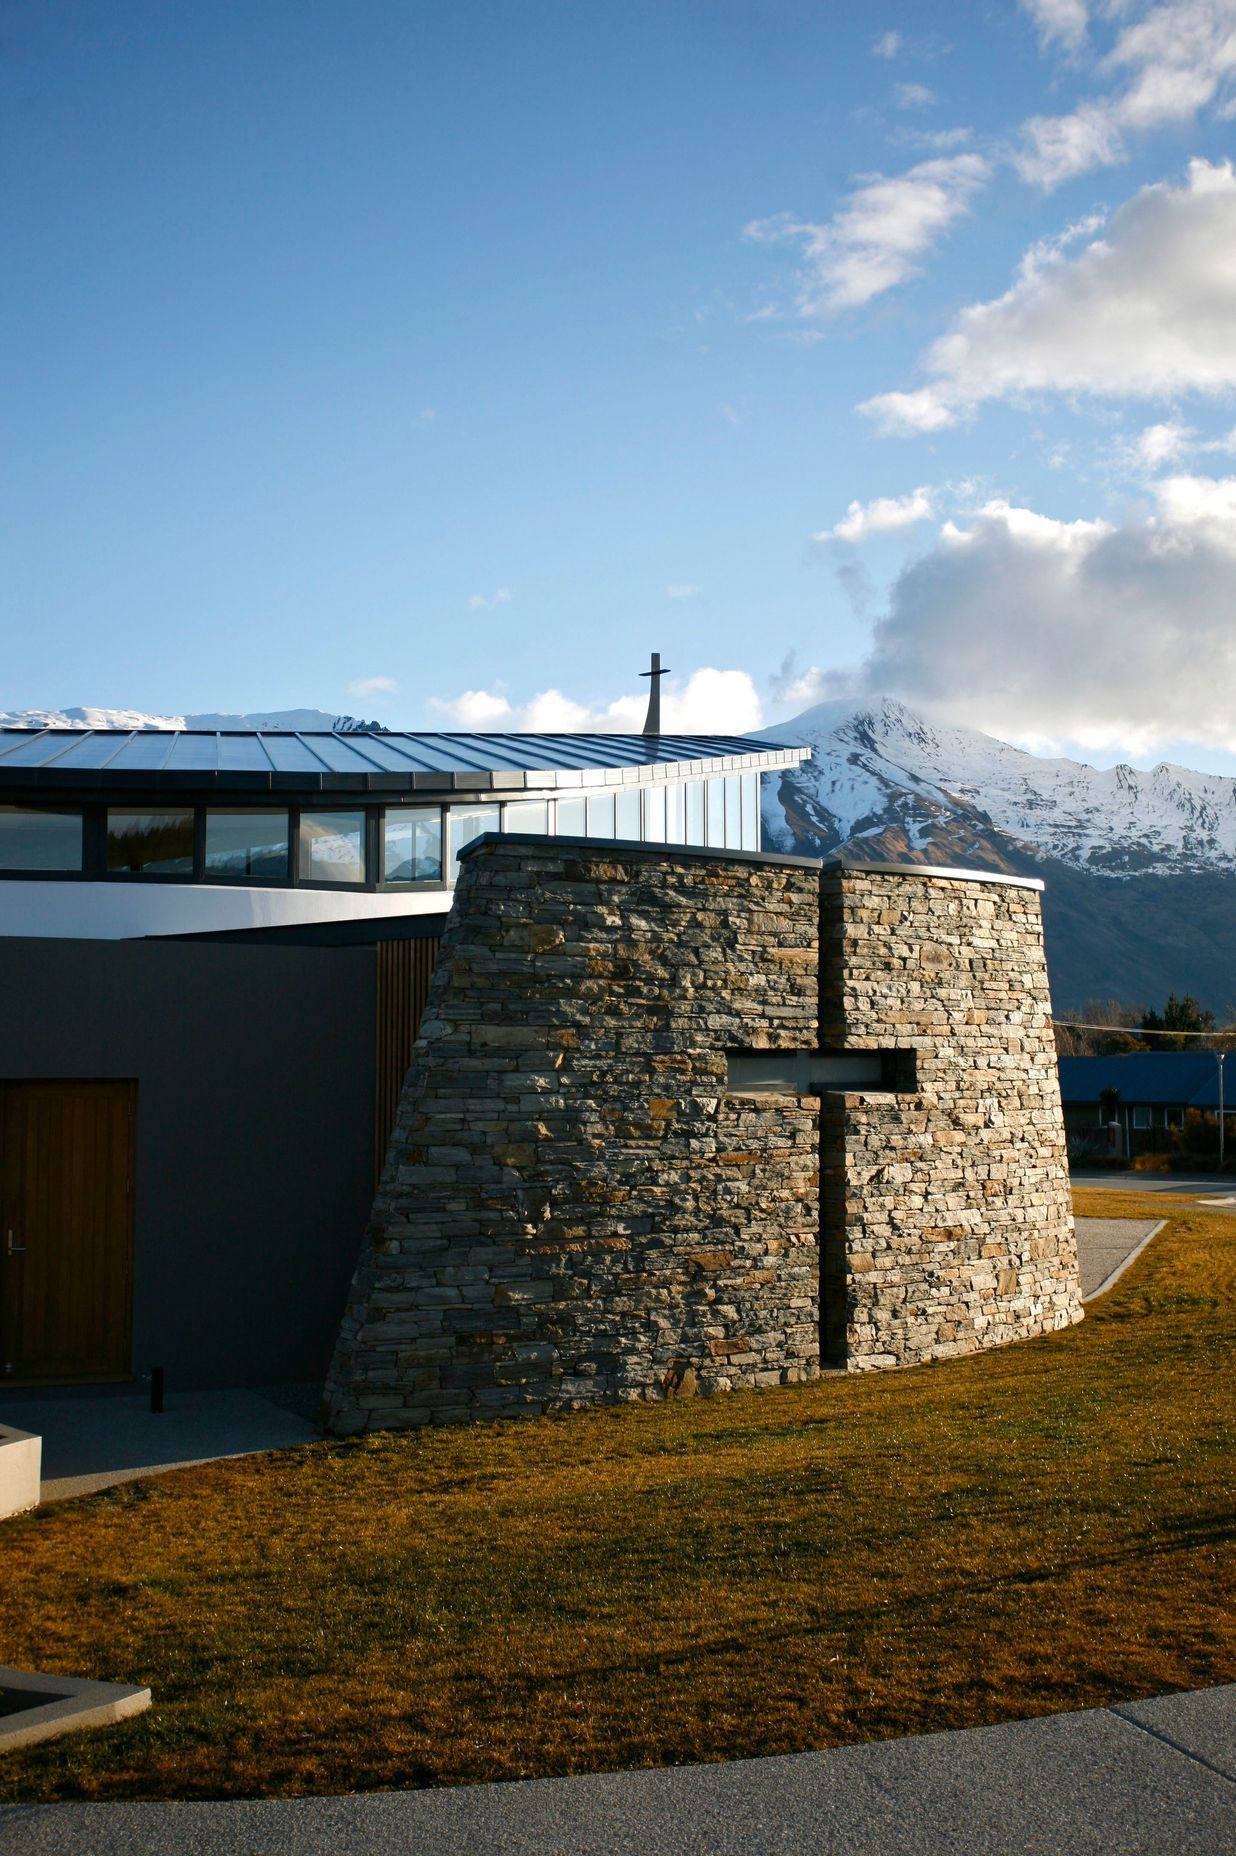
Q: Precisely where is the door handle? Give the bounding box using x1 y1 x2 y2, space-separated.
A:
6 1230 26 1257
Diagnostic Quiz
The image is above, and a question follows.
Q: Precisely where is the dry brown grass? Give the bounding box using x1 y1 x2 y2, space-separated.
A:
1 1186 1233 1801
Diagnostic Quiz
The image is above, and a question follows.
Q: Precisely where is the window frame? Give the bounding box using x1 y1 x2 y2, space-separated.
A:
0 766 763 890
201 807 293 884
380 803 447 888
104 805 197 881
0 803 86 875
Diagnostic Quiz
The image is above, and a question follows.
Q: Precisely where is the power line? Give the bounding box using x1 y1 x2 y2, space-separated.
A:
1053 1020 1236 1039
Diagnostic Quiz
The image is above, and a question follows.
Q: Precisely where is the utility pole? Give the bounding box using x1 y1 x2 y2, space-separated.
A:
1218 1049 1227 1169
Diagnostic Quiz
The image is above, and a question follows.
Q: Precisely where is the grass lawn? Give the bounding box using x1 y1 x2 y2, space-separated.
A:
2 1187 1233 1802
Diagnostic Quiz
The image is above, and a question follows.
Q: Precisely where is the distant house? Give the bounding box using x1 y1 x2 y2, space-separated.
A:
1058 1052 1228 1156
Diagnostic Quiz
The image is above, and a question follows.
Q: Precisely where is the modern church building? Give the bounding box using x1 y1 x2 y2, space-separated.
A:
0 721 807 1391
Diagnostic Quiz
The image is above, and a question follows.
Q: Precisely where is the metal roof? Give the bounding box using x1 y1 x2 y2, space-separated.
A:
1058 1052 1228 1109
0 729 806 796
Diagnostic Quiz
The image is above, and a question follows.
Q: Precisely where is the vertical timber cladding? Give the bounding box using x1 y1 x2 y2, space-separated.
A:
374 937 442 1184
818 865 1082 1370
0 1080 136 1382
329 841 823 1432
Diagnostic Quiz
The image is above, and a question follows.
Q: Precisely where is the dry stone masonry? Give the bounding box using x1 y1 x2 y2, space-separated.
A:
817 866 1080 1369
325 839 1080 1432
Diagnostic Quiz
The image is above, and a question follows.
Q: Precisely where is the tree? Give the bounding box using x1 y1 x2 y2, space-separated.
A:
1054 998 1144 1058
1141 993 1216 1051
1100 1031 1150 1054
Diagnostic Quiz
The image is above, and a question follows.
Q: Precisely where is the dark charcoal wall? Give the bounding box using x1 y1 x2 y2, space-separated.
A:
0 937 375 1389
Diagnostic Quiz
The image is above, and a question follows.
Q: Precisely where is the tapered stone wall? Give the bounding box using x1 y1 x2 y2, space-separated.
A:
326 841 824 1431
325 840 1080 1433
818 867 1081 1370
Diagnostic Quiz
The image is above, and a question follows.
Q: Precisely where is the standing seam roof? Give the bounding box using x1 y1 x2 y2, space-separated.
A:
0 729 805 780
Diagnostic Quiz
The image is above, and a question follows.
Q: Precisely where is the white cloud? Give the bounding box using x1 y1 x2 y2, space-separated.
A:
348 675 398 699
907 126 976 151
837 481 1236 754
428 668 763 736
770 654 831 709
860 388 959 436
861 161 1236 432
1014 0 1236 187
872 30 903 59
665 583 700 598
745 152 989 315
417 407 437 424
1153 468 1236 527
428 687 515 729
1015 103 1125 189
821 486 936 543
894 82 936 108
1127 418 1197 468
1021 0 1090 53
467 587 513 610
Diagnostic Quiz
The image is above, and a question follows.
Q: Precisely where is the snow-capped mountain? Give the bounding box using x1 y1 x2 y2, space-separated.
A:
758 699 1236 1012
0 706 383 733
761 698 1236 879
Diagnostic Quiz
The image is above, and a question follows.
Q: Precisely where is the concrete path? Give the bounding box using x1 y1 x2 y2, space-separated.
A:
2 1685 1233 1854
0 1387 318 1501
1074 1171 1236 1206
1074 1216 1163 1299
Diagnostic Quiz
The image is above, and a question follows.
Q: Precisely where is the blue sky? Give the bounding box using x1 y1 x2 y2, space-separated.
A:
5 2 1236 770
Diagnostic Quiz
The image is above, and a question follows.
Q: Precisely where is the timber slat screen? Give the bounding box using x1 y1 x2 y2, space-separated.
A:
375 938 441 1182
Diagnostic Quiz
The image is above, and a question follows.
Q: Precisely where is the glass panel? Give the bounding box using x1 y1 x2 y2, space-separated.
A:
556 795 586 836
383 807 442 883
705 777 725 847
587 792 616 838
107 808 194 875
684 780 704 845
615 788 641 840
666 782 685 844
204 810 289 878
300 811 366 884
643 785 666 843
741 773 759 850
0 806 82 872
724 775 742 849
503 799 549 834
448 804 500 878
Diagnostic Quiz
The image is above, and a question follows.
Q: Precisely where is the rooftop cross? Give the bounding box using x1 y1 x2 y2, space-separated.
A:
640 651 672 738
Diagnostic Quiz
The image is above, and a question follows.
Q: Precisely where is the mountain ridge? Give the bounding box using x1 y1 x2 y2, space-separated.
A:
761 697 1236 879
0 706 382 733
759 698 1236 1014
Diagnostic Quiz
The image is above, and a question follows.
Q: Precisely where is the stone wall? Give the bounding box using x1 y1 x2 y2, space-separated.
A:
326 840 824 1431
818 866 1081 1371
325 841 1081 1433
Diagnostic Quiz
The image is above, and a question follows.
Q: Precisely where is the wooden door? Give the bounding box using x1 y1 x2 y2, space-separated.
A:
0 1081 135 1383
